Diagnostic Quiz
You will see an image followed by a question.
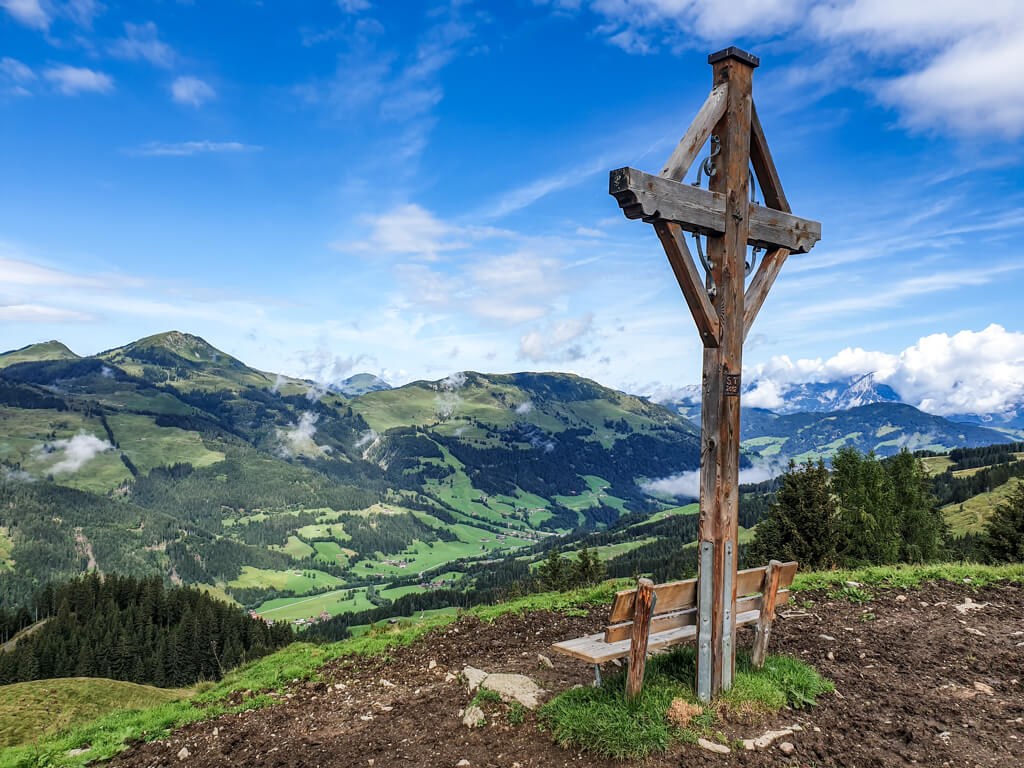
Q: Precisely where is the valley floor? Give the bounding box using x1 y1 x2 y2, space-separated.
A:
108 580 1023 768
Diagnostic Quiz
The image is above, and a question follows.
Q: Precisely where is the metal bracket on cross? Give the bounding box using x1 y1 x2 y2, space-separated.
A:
609 47 822 700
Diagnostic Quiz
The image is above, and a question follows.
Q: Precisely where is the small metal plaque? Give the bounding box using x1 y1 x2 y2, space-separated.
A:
724 373 740 396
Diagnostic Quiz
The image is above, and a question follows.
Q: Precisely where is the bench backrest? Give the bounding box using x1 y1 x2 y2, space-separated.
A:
603 561 798 643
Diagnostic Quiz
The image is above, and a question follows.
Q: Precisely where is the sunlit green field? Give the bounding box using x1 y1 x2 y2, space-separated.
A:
228 567 341 592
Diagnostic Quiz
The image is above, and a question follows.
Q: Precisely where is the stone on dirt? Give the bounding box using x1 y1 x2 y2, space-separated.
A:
428 660 437 670
538 653 554 669
742 728 794 750
956 598 988 614
462 705 485 728
457 760 471 766
974 681 995 695
697 738 730 754
462 666 488 692
779 741 796 755
177 746 190 760
482 673 546 709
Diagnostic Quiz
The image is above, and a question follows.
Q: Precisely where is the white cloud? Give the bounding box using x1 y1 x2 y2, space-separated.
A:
642 464 777 499
108 21 175 68
570 0 1024 137
43 65 113 95
747 325 1024 417
0 0 49 30
275 411 321 457
131 141 261 157
515 399 534 415
345 204 469 260
171 76 216 107
0 303 96 322
1 57 35 83
63 0 101 28
338 0 370 12
742 379 785 410
518 313 594 362
876 26 1024 137
39 433 112 474
0 254 112 288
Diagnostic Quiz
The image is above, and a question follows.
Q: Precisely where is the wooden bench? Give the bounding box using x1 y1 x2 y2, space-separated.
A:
551 560 797 694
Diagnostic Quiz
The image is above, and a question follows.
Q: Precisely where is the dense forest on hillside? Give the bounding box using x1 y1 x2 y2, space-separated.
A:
0 574 294 687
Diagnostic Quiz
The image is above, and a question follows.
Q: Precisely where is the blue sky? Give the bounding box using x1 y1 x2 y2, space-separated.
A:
1 1 1023 416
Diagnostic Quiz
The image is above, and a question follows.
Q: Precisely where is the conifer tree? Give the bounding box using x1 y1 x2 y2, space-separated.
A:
886 449 947 562
538 547 568 591
746 460 839 569
832 447 899 565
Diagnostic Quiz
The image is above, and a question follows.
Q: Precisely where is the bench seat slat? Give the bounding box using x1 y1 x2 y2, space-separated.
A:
552 609 760 665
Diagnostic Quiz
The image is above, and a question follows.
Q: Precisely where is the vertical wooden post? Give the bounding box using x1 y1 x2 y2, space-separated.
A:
751 559 782 667
695 47 757 700
626 578 655 699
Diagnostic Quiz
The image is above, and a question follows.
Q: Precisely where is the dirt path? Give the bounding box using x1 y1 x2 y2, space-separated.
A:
109 582 1024 768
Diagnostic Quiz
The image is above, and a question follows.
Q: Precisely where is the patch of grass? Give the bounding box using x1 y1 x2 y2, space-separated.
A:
471 688 502 707
826 585 874 603
507 701 526 724
792 562 1024 592
0 678 193 748
539 647 832 760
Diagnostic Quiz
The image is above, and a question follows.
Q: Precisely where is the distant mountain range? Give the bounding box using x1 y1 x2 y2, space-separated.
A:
656 372 1014 462
0 331 700 608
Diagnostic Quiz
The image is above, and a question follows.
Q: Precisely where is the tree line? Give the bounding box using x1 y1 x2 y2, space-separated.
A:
746 447 1023 569
0 573 294 687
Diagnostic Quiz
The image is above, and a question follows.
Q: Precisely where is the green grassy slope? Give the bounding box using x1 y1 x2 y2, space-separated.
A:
0 677 193 747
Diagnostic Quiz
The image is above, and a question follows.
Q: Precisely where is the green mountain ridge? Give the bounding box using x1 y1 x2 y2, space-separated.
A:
0 340 79 368
0 332 702 617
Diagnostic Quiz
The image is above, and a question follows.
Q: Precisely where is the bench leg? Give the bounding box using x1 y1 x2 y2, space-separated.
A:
752 559 782 668
626 578 655 699
593 664 602 687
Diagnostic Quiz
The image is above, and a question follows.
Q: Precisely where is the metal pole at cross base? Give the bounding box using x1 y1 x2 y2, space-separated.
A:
608 46 822 701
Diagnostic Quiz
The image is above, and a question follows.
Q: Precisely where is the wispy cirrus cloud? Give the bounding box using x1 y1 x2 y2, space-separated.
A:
0 303 97 323
129 140 262 157
548 0 1024 138
108 21 175 68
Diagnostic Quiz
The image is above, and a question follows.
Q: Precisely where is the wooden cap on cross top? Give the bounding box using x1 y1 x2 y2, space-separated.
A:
707 46 759 68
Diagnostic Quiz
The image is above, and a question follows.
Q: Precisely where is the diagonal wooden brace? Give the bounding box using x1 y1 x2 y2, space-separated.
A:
654 221 720 348
749 102 790 214
743 246 789 342
660 83 729 182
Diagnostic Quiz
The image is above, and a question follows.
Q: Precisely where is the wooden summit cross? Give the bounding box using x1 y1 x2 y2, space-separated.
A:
610 47 821 701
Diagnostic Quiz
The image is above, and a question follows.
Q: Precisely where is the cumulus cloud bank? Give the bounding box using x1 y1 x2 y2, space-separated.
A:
746 324 1024 417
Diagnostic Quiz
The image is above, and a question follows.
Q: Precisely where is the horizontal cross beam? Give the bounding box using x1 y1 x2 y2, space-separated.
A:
609 167 821 254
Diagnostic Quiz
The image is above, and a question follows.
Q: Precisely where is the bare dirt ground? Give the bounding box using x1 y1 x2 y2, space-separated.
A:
109 581 1023 768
